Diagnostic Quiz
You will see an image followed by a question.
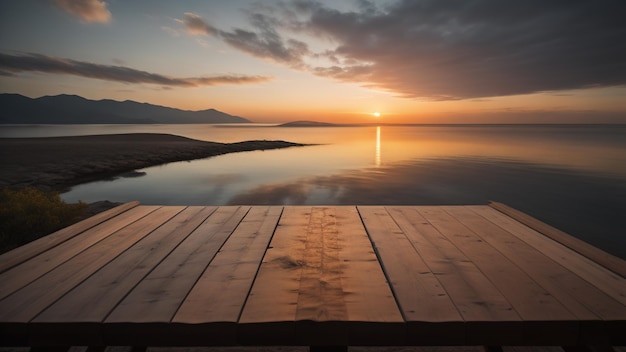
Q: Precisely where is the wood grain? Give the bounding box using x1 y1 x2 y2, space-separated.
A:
0 204 623 348
387 206 523 345
174 206 283 323
238 206 312 344
358 206 463 345
419 206 578 345
295 206 348 322
238 206 311 323
35 206 252 324
104 206 224 323
474 205 626 306
456 206 625 320
421 207 574 319
359 206 461 322
489 202 625 278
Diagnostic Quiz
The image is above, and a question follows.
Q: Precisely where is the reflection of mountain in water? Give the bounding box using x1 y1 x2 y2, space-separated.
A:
228 157 626 260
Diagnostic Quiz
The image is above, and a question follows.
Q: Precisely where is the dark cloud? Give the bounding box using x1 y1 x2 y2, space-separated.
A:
54 0 111 23
187 0 626 100
306 0 626 99
180 12 310 68
181 12 218 36
0 52 272 87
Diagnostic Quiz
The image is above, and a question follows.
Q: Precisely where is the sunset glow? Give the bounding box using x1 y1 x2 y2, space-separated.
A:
1 3 626 336
2 0 626 283
0 1 624 124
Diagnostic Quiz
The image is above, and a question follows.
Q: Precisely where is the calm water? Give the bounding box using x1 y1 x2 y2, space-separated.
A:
2 124 625 258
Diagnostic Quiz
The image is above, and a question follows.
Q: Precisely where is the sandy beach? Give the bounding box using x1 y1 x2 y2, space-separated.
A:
0 133 303 191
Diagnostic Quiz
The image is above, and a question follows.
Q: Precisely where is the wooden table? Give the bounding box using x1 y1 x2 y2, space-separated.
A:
1 203 624 349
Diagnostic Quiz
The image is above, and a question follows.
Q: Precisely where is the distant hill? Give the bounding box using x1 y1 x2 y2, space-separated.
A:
0 94 250 124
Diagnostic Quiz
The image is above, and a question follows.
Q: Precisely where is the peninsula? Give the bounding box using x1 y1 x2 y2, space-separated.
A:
0 133 303 191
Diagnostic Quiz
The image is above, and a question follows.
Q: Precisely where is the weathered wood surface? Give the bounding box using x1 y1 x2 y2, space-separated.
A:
0 205 624 347
489 202 626 278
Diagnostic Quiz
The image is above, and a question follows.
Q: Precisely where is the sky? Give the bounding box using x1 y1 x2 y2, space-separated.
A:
1 0 625 124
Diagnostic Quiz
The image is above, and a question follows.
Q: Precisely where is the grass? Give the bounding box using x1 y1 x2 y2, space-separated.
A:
0 187 88 254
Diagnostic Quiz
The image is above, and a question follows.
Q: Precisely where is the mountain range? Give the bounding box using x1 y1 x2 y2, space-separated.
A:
0 94 250 124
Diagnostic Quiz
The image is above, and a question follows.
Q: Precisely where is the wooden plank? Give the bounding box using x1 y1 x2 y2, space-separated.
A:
105 206 246 322
239 206 313 322
457 206 626 320
419 206 576 319
242 206 404 346
489 202 626 278
0 201 140 274
33 206 230 322
0 206 165 323
386 206 523 345
335 206 404 322
2 204 622 348
358 206 463 321
294 206 350 346
238 206 312 345
165 206 283 346
467 205 626 345
173 206 282 323
103 206 251 346
295 206 349 322
0 204 153 300
28 206 210 346
330 206 404 346
417 206 578 345
357 206 463 345
474 205 626 306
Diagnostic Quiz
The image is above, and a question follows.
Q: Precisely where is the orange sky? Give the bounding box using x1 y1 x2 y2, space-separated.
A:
1 0 625 124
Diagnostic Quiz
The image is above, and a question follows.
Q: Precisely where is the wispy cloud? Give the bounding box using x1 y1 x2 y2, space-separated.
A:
181 0 626 100
179 12 310 69
180 12 218 36
54 0 112 24
0 52 272 87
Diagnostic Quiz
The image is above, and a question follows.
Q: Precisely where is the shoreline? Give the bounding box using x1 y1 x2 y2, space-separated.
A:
0 133 304 192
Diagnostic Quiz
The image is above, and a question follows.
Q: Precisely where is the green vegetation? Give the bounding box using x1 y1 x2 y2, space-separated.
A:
0 187 87 254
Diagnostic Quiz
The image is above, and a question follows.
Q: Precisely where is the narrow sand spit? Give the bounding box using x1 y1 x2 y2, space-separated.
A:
0 133 303 191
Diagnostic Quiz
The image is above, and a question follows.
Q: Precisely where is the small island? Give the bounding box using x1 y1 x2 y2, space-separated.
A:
277 120 358 127
278 120 337 127
0 133 304 191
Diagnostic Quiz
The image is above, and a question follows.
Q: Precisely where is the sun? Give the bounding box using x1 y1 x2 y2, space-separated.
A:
373 112 381 117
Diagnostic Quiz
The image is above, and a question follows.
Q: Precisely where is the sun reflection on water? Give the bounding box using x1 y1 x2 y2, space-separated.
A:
375 126 381 167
